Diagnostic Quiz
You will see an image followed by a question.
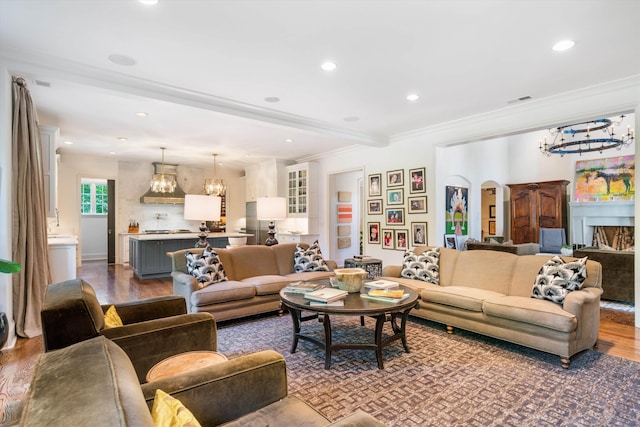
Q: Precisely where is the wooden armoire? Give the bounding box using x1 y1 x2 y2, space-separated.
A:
506 180 569 244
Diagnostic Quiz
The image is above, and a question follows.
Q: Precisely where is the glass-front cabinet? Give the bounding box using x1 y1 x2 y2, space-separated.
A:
287 167 308 214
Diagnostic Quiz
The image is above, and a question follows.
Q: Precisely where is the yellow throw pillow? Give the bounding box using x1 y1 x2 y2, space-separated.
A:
103 305 123 329
151 389 202 427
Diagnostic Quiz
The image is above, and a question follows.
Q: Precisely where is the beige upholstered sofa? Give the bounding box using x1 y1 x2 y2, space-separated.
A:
381 247 603 368
466 241 540 255
170 243 336 321
21 335 384 426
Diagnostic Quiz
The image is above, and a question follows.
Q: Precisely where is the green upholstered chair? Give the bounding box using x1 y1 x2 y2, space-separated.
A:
40 278 217 382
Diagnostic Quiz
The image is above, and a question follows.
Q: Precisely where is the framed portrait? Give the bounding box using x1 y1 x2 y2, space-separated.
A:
386 188 404 205
411 222 427 246
367 199 383 215
489 205 496 218
367 222 380 244
408 196 427 213
368 173 382 197
386 169 404 187
489 220 496 235
409 167 426 193
395 229 409 250
444 234 457 249
385 207 405 225
382 229 395 249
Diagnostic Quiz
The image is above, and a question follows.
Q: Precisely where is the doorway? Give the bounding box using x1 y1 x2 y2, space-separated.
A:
79 178 115 263
328 169 364 267
481 181 500 241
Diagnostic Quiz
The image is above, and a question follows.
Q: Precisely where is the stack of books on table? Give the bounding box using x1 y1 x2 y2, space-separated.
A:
303 287 348 306
360 288 410 304
363 279 399 290
283 281 323 294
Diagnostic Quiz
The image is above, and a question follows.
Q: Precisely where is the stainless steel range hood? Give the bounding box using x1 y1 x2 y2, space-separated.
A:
139 163 186 204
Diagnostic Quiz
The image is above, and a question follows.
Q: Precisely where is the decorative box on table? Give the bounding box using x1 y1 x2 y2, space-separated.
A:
343 257 383 280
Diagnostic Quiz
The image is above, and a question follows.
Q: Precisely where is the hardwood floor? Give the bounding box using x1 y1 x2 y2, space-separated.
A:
0 261 638 425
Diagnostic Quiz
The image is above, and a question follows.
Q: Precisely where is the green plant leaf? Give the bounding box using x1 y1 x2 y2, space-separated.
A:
0 259 21 274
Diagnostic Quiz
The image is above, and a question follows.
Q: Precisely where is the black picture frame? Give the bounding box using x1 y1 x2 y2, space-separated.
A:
489 205 496 218
386 188 404 205
368 173 382 197
385 207 405 225
367 199 383 215
386 169 404 187
489 220 496 235
409 167 426 193
408 196 427 213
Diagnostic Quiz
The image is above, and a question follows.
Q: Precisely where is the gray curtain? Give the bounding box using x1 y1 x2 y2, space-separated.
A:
12 76 51 338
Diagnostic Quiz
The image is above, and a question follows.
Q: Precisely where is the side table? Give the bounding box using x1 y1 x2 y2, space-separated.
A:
343 258 383 280
146 351 228 382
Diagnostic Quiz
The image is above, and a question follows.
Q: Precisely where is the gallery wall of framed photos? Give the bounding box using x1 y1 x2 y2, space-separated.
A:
366 166 428 251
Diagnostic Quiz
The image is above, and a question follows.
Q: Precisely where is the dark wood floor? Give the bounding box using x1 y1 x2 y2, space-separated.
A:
0 261 638 425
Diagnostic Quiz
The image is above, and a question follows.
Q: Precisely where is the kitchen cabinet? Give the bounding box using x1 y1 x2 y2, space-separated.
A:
506 180 569 244
39 125 59 218
286 162 317 218
276 233 319 245
129 236 229 279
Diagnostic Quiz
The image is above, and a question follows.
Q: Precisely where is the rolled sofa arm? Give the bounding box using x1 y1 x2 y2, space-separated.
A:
562 287 603 318
141 349 287 426
382 265 402 277
103 312 217 383
171 271 199 311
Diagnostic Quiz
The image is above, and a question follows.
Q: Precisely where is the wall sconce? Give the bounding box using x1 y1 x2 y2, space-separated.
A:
256 197 287 246
184 194 221 247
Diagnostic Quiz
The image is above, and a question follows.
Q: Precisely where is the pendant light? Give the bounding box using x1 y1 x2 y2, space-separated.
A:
149 147 177 193
203 153 226 196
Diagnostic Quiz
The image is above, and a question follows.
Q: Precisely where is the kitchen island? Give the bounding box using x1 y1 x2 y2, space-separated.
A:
127 232 251 280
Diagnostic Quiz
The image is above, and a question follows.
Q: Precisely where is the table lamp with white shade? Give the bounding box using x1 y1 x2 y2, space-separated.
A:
256 197 287 246
184 194 221 247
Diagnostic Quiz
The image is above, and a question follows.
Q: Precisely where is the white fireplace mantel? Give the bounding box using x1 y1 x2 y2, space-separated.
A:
569 201 635 245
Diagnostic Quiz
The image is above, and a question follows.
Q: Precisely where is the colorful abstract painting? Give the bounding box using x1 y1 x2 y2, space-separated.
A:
445 186 468 236
574 155 635 202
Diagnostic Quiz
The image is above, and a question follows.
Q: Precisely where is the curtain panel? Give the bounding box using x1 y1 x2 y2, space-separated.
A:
12 77 51 338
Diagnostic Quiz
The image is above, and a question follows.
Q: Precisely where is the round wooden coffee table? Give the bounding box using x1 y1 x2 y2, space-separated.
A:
146 351 228 382
280 285 418 369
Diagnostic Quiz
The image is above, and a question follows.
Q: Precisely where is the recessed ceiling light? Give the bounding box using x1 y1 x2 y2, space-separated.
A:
344 116 360 122
406 93 420 102
135 111 148 117
63 140 73 145
285 138 293 143
109 151 116 155
108 54 136 66
320 61 337 71
138 0 158 5
117 137 128 142
264 97 280 103
552 40 575 51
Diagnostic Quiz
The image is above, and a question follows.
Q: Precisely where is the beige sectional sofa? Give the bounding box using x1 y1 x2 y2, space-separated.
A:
170 243 336 321
380 246 603 368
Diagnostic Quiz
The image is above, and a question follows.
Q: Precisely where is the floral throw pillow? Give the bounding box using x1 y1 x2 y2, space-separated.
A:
400 247 440 284
185 245 227 288
531 256 588 304
294 240 330 272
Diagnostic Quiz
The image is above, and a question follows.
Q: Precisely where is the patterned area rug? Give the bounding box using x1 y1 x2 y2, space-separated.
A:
217 315 640 426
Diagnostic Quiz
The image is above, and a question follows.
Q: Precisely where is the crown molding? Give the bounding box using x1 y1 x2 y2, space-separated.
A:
390 74 640 146
1 48 387 147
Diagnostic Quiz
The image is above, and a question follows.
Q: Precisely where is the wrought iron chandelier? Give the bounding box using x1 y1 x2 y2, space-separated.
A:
204 153 226 196
539 115 634 157
149 147 177 193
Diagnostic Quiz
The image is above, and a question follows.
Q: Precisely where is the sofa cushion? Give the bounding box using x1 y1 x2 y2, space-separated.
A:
421 286 505 312
152 389 202 427
104 305 123 329
185 246 228 288
531 256 588 304
191 281 256 307
241 275 300 296
219 395 330 427
400 247 440 284
293 241 330 272
483 295 577 333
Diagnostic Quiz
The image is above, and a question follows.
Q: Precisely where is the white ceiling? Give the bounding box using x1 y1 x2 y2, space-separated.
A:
1 0 639 170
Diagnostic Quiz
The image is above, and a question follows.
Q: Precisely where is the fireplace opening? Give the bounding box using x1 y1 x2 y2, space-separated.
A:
592 226 635 251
